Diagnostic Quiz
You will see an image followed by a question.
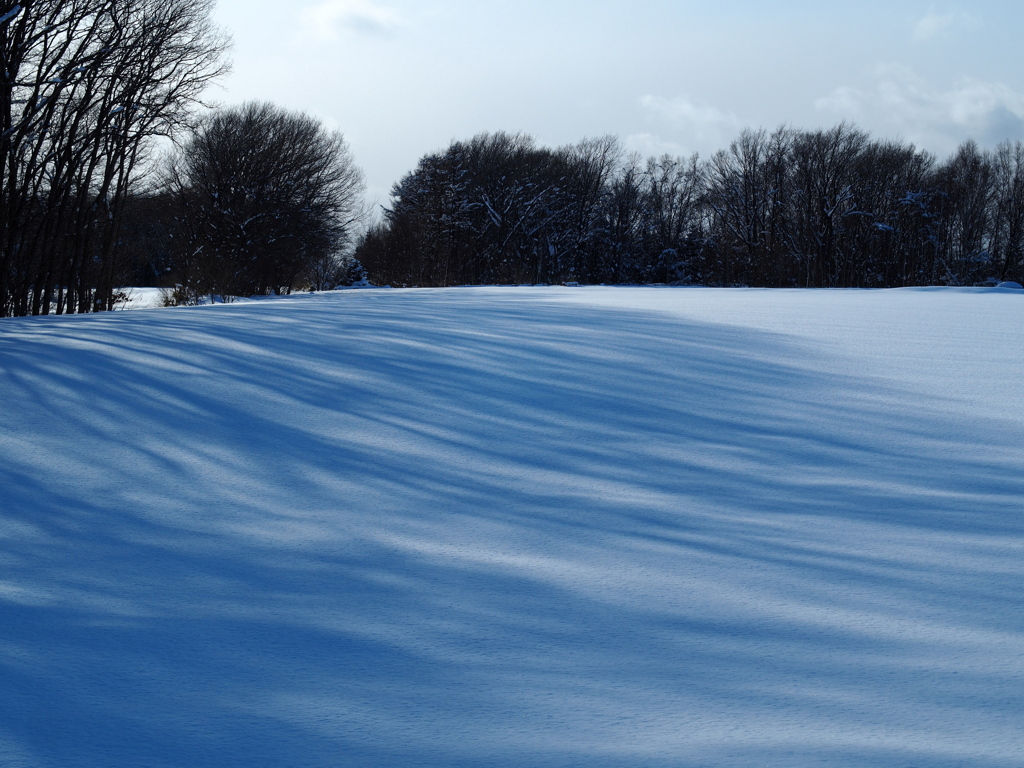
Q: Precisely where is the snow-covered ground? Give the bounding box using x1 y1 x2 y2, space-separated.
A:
112 287 166 310
1 286 1022 768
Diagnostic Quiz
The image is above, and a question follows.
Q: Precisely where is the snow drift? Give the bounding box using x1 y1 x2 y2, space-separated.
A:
1 286 1022 767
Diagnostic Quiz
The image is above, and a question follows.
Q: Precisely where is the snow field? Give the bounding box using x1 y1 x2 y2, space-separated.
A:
1 286 1022 767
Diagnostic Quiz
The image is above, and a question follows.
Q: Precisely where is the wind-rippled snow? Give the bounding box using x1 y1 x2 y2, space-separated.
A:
1 286 1022 767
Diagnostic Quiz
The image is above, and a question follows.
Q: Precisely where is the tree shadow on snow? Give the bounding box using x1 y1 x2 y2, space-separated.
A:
1 289 1022 767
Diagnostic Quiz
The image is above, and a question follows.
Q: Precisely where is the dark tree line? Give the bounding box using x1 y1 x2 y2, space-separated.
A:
356 126 1024 289
1 0 228 317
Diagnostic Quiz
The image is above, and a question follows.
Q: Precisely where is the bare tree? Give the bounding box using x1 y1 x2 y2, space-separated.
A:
0 0 228 316
640 152 706 283
705 128 791 285
163 101 366 300
989 141 1024 282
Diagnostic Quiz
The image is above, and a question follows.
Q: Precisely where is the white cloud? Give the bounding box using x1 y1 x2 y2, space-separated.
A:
624 133 690 159
299 0 404 41
913 10 955 42
814 86 864 118
639 94 742 150
816 66 1024 152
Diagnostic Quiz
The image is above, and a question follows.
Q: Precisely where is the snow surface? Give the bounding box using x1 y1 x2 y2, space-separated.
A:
113 287 166 310
1 286 1023 768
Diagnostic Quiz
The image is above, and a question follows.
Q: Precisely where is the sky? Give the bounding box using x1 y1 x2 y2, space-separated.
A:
210 0 1024 206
